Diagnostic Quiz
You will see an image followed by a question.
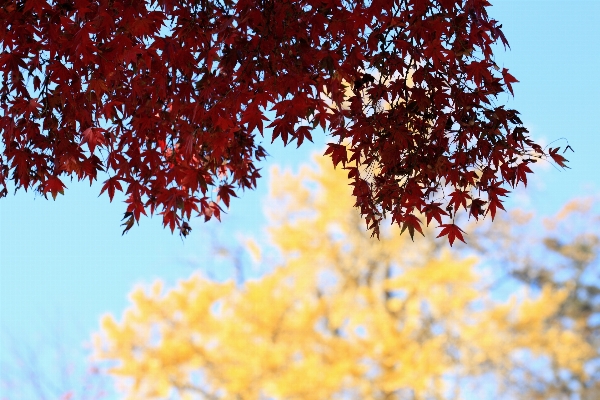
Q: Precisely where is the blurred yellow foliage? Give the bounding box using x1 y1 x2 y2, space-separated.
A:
93 154 598 399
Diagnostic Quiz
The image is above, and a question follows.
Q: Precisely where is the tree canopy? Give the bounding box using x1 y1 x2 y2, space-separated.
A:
0 0 569 242
93 155 598 399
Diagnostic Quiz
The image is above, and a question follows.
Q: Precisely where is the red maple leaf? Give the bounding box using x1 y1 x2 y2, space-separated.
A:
436 224 467 246
548 147 570 169
469 198 487 221
399 213 425 241
217 184 237 208
514 162 534 186
448 190 472 213
422 202 449 226
81 127 106 154
501 68 519 96
323 143 348 169
241 103 269 135
42 176 67 200
486 182 510 220
99 176 123 202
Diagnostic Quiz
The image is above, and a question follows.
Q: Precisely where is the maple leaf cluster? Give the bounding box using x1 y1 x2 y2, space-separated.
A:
0 0 568 242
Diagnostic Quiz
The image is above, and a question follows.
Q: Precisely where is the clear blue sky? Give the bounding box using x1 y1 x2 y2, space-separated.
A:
1 1 599 398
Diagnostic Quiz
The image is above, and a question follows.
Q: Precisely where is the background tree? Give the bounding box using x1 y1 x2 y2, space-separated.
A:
92 154 596 399
0 0 569 242
1 315 112 400
462 195 600 399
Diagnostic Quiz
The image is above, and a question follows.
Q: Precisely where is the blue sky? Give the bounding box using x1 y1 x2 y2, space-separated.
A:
1 1 599 398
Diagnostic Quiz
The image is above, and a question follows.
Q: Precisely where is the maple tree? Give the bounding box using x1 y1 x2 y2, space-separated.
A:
92 158 597 399
0 0 570 241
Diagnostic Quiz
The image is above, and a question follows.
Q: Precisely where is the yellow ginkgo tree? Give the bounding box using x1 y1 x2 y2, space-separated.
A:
92 154 598 400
